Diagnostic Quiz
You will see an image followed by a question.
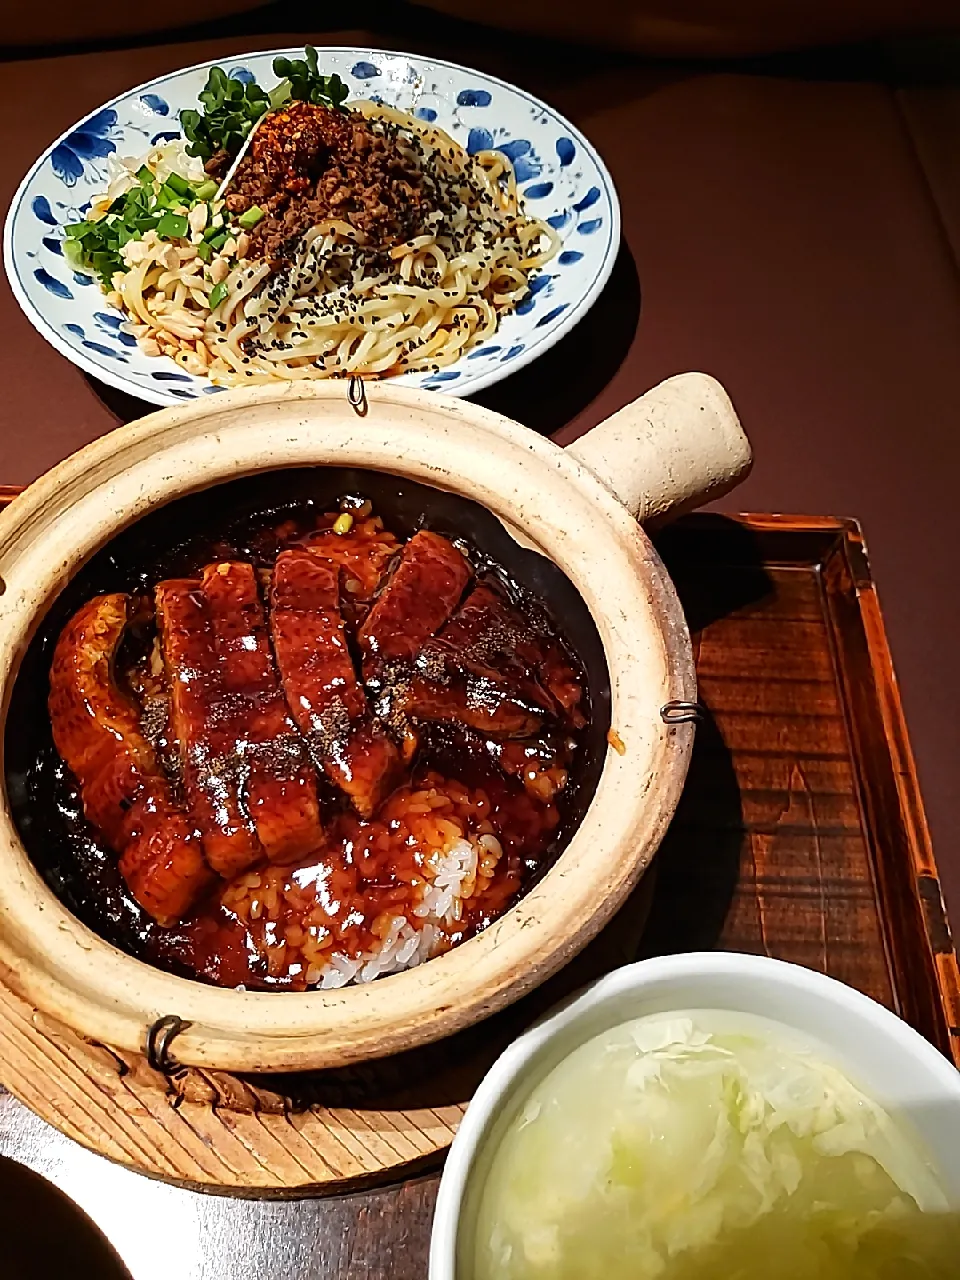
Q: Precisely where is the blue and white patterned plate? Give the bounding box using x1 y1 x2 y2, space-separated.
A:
4 47 619 407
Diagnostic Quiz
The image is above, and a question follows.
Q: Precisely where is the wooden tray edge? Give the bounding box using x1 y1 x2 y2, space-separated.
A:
840 521 960 1066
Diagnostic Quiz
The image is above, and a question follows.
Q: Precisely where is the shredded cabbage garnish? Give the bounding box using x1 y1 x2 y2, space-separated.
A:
467 1012 955 1280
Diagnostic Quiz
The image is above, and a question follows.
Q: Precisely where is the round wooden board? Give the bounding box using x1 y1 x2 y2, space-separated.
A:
0 875 655 1195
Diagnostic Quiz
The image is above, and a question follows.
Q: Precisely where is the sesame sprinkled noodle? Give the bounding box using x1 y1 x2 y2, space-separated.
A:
126 101 558 385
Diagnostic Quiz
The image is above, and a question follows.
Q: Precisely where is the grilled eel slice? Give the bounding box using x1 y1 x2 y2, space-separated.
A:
356 530 472 670
400 582 584 735
270 548 400 818
201 561 323 863
155 578 265 878
48 594 212 924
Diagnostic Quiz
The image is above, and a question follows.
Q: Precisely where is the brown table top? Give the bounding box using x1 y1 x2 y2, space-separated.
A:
0 19 959 1278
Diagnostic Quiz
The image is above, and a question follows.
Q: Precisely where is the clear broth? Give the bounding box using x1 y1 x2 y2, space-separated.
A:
464 1009 958 1280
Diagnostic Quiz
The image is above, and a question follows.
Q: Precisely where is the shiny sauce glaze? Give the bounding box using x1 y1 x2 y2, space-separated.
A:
39 495 591 991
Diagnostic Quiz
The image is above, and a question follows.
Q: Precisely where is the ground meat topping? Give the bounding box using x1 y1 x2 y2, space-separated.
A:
216 100 435 263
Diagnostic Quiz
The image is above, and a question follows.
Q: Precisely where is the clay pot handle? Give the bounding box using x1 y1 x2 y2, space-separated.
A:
565 372 752 524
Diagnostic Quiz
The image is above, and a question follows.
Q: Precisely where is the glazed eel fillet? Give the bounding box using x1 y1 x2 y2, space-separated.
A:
407 583 585 733
156 569 325 878
357 530 473 669
155 578 263 879
201 562 323 863
48 594 212 924
305 521 401 600
356 528 491 740
271 547 400 818
401 584 550 737
351 529 569 740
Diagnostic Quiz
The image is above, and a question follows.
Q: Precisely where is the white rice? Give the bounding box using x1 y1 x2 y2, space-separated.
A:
317 836 495 989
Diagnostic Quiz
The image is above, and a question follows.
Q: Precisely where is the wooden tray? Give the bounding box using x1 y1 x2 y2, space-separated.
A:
0 502 955 1201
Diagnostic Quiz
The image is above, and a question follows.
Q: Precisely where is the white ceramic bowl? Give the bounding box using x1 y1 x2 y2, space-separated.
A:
430 952 960 1279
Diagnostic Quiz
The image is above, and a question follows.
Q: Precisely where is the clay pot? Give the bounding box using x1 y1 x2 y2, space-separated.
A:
0 374 750 1071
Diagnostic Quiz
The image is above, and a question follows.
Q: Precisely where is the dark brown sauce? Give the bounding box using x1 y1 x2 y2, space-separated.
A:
7 469 610 992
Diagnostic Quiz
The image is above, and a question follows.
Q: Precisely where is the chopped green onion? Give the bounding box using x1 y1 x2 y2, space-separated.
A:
208 280 229 310
91 249 117 275
208 230 229 250
164 172 192 197
136 164 154 184
63 220 97 240
194 179 218 201
156 211 189 240
62 238 85 268
155 185 181 210
196 241 212 263
237 205 264 230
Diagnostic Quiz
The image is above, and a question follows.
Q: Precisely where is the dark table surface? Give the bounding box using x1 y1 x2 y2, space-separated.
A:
1 13 959 1278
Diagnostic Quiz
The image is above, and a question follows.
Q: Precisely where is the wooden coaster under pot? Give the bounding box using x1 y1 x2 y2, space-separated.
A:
0 865 655 1194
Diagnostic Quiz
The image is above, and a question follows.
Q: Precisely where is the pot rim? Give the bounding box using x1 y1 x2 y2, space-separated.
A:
0 382 695 1071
